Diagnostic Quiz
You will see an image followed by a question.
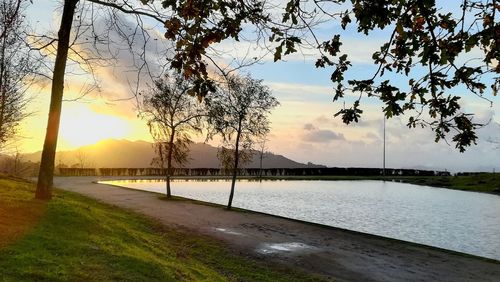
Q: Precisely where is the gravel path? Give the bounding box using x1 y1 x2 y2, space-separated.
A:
54 176 500 282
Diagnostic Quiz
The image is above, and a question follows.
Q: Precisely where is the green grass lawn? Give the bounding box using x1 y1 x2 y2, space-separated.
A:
0 177 322 281
394 173 500 194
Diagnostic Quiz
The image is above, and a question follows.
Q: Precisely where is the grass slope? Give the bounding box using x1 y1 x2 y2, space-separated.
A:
395 173 500 194
0 178 45 248
0 177 321 281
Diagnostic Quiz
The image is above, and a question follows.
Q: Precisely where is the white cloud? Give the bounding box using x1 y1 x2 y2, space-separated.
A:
302 123 346 143
213 35 383 67
266 112 500 172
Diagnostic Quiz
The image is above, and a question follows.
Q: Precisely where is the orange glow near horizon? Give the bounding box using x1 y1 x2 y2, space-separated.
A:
18 92 155 153
58 103 132 148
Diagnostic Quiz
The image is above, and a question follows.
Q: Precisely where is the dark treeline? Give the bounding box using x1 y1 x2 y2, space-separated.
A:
455 172 494 176
57 167 450 177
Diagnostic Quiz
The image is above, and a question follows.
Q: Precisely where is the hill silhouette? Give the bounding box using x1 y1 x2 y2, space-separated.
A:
22 139 325 169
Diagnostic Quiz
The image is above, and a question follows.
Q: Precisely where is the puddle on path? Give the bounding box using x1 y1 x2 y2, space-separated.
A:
256 242 316 254
214 228 245 236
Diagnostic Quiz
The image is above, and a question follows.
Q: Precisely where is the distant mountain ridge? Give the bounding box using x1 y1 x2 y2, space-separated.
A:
22 139 326 169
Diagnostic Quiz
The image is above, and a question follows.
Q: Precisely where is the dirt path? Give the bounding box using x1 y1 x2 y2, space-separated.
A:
54 176 500 282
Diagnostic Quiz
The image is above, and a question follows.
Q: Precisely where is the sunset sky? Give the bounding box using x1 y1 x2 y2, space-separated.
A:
19 0 500 172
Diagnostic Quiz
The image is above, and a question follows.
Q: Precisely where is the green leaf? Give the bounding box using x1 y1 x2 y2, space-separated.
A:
274 45 282 62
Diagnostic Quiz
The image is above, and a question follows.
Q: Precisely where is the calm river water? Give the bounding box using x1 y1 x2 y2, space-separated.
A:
101 179 500 260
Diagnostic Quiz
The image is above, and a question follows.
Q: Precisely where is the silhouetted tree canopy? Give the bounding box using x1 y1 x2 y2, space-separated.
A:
0 0 37 150
145 0 499 152
206 75 279 209
142 73 206 197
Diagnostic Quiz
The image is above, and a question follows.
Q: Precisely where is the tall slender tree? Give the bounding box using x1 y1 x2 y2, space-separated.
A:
142 74 206 198
257 134 268 182
0 0 37 151
34 0 169 200
207 75 279 209
35 0 78 200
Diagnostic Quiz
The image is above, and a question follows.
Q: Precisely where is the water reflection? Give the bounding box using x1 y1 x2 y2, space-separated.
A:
116 178 288 183
99 179 500 260
256 242 316 254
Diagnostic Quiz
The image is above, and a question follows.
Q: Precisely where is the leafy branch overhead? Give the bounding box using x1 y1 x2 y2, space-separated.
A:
144 0 499 152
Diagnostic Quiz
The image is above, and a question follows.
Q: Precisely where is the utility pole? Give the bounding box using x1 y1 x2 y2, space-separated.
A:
383 112 386 177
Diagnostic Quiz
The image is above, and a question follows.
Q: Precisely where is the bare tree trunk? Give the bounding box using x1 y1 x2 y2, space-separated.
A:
259 144 264 182
14 149 19 175
228 120 242 210
35 0 78 200
0 30 7 139
166 128 175 198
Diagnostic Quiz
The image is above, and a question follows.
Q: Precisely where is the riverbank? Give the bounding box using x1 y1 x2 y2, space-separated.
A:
52 176 499 281
200 174 500 194
265 174 500 194
52 172 500 194
278 174 500 195
0 176 319 281
391 173 500 194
